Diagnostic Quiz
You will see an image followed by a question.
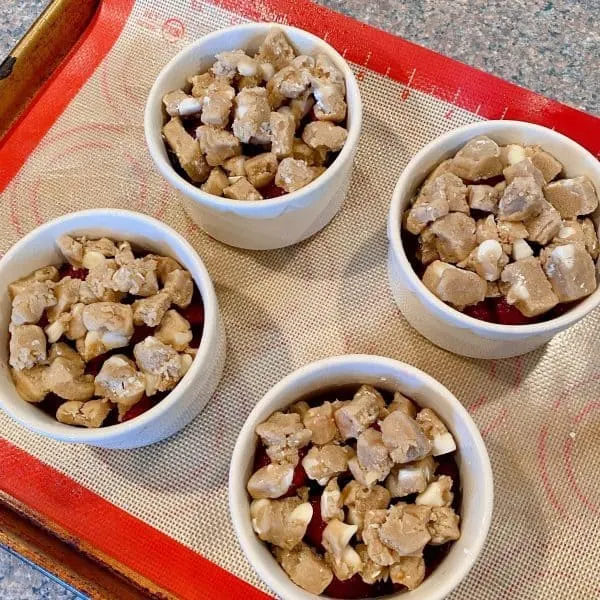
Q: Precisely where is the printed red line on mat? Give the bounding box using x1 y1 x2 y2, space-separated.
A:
0 0 136 192
0 440 272 600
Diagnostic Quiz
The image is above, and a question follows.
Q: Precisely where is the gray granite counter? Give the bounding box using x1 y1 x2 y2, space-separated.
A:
1 0 599 114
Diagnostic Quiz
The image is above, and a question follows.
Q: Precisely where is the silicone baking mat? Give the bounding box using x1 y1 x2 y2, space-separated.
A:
1 1 600 598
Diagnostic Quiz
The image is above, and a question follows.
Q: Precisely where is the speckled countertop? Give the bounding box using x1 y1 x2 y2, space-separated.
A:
1 0 599 114
0 0 598 597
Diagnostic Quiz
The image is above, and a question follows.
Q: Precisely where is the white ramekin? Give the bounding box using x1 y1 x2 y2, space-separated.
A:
229 355 493 600
388 120 600 359
145 23 362 250
0 209 226 449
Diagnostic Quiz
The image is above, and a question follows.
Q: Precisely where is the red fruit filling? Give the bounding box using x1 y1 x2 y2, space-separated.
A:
84 354 107 377
38 313 49 329
59 265 88 280
261 181 286 199
122 395 154 422
463 300 494 323
129 325 156 347
281 446 308 498
493 297 536 325
252 445 271 471
304 495 327 551
180 302 204 327
325 574 378 599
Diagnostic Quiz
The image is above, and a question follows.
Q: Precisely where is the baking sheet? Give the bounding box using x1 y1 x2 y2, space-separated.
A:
1 0 600 598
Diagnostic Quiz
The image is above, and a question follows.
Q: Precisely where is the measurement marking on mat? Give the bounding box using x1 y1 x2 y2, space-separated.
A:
444 88 462 119
500 106 509 119
342 48 348 58
323 31 329 42
384 66 391 78
401 68 416 100
474 104 481 116
364 51 372 67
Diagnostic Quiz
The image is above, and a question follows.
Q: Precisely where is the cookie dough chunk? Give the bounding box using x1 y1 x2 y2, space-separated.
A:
427 506 461 545
503 158 545 187
9 324 47 370
247 462 294 499
244 152 278 188
11 281 56 326
334 385 385 440
267 65 311 108
422 260 487 309
256 411 311 465
467 184 500 214
56 399 112 428
312 77 347 122
80 302 134 360
385 456 436 498
544 176 599 219
132 292 171 327
232 87 271 143
541 243 597 303
200 167 229 196
162 89 203 117
270 109 295 158
430 213 477 264
250 497 312 550
528 147 562 182
450 135 503 181
303 401 339 445
500 257 558 317
302 444 350 486
380 410 432 464
476 214 500 244
45 344 94 401
197 125 242 166
342 481 391 534
163 269 194 308
416 409 457 456
458 239 508 282
223 176 263 200
498 176 545 221
322 519 362 581
275 158 322 193
255 28 297 71
416 227 439 265
356 428 393 484
200 79 236 129
9 266 59 298
302 121 348 152
155 309 193 352
404 193 450 236
378 503 432 555
133 336 188 395
11 366 49 403
94 354 146 419
163 117 210 183
426 173 469 213
274 543 333 595
524 200 562 245
389 557 426 591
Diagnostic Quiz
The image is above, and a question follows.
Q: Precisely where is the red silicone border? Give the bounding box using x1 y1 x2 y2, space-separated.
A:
0 0 136 192
0 440 272 600
1 0 599 597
